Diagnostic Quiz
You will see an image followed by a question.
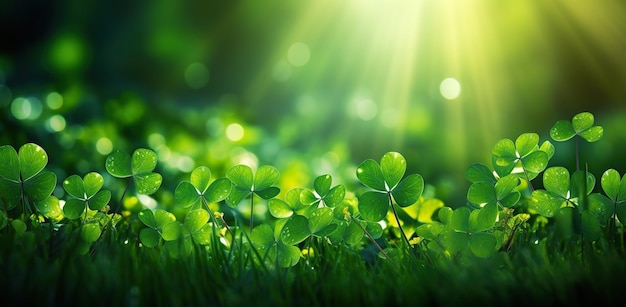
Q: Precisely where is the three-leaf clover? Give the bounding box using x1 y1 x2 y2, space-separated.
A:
440 206 499 258
138 208 177 248
0 143 57 214
550 111 604 142
356 152 424 247
300 174 345 208
250 223 301 268
105 148 163 195
63 172 112 220
466 163 521 209
491 133 553 180
175 166 232 211
600 169 626 229
225 165 280 229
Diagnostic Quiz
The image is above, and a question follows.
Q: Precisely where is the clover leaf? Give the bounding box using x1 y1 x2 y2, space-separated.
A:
440 207 498 258
268 188 312 218
62 172 112 220
175 166 232 211
138 208 177 248
550 112 604 142
300 174 346 208
225 164 280 229
601 169 626 226
0 143 57 213
491 133 552 180
250 223 301 268
467 173 521 209
105 148 162 195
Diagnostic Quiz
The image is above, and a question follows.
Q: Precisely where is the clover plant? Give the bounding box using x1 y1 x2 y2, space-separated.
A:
225 164 280 230
601 169 626 241
356 152 424 248
491 133 553 186
105 148 163 211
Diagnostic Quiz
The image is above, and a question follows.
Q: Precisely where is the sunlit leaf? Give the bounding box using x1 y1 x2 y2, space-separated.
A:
134 173 162 195
269 199 294 218
465 163 496 184
63 175 85 199
572 112 594 133
205 177 232 203
356 159 386 191
495 174 520 200
579 126 603 142
105 151 132 178
280 215 310 245
515 133 539 157
226 165 253 190
416 198 444 223
225 187 251 208
34 196 63 220
184 209 209 233
358 191 389 222
190 166 212 193
88 190 110 210
309 207 333 234
314 174 332 196
550 120 576 141
601 169 621 201
254 165 280 191
131 148 158 175
521 151 548 174
543 167 570 199
256 186 280 199
392 174 424 207
380 152 406 190
467 182 495 207
18 143 48 181
323 185 345 208
162 222 183 241
250 223 275 246
175 181 201 208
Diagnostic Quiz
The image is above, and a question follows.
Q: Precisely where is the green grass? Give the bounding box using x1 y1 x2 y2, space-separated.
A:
2 224 625 306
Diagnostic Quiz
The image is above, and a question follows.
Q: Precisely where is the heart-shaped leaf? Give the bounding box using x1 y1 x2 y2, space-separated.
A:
280 215 310 245
380 152 406 190
18 143 48 181
63 175 86 199
0 145 20 181
358 191 389 222
131 148 158 175
105 151 133 178
356 159 386 191
81 223 102 243
314 174 332 197
515 133 539 158
531 190 564 217
23 171 56 202
465 163 496 184
254 165 280 191
543 167 570 199
391 174 424 207
190 166 212 194
34 196 63 220
468 232 497 258
134 173 163 195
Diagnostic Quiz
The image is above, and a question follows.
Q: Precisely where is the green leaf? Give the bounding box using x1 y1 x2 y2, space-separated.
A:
139 228 161 248
134 173 162 195
601 169 621 201
570 170 595 199
531 190 564 217
587 193 612 227
358 191 389 222
450 207 470 232
34 196 63 220
442 229 468 253
323 185 345 207
539 140 555 160
543 167 570 199
616 202 626 226
191 224 212 245
225 187 251 208
515 133 539 157
23 171 56 202
500 192 521 208
468 232 497 258
105 151 132 178
269 199 294 218
276 243 301 267
255 186 280 199
190 166 212 193
467 182 496 207
138 209 157 228
162 222 183 241
205 177 232 203
18 143 48 181
254 165 280 191
521 151 548 174
63 175 85 199
0 180 20 210
550 120 576 141
572 112 594 133
309 207 333 234
185 209 209 232
81 223 101 243
12 219 27 235
88 190 111 210
579 126 603 142
380 152 406 190
281 215 310 245
0 145 20 181
495 174 520 200
356 159 386 191
365 221 383 239
392 174 424 207
175 181 201 208
581 211 602 241
465 163 496 184
131 148 158 175
470 202 498 232
314 174 332 196
415 198 444 223
250 223 275 246
226 165 253 190
83 172 104 198
438 207 453 224
63 198 86 219
492 139 517 168
300 189 319 206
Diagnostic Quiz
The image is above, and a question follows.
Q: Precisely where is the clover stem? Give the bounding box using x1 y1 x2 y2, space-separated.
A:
113 177 131 213
351 216 393 262
575 136 580 171
387 193 412 249
249 195 255 231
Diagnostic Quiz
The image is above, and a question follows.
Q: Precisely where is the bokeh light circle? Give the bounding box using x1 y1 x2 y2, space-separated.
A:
184 62 210 89
440 78 461 100
287 42 311 67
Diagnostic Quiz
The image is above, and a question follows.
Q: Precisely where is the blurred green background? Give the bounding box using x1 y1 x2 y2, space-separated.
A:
1 0 626 206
